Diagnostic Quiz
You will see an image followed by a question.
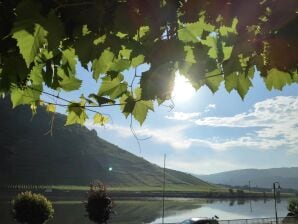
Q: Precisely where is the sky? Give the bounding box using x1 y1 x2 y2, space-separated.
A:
51 64 298 175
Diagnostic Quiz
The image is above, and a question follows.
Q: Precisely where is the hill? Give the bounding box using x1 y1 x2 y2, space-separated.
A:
197 167 298 189
0 99 212 189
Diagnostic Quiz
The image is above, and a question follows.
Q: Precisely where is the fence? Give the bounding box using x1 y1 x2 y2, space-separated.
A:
218 217 298 224
162 217 298 224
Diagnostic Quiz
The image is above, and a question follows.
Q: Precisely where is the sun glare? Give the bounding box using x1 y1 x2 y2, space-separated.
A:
172 72 195 102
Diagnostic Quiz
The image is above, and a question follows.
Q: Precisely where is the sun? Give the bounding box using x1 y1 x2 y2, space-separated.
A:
172 72 195 102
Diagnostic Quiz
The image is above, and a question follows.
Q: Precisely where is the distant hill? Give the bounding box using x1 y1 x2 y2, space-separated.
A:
197 167 298 189
0 98 212 189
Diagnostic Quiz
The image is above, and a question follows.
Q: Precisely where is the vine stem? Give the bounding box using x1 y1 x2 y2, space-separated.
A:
54 1 96 12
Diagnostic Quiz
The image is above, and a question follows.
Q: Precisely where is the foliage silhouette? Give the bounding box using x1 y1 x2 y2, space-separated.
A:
85 182 113 224
12 191 54 224
0 0 297 125
288 199 298 216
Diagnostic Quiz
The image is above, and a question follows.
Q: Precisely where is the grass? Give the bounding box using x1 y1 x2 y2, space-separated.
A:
4 184 296 198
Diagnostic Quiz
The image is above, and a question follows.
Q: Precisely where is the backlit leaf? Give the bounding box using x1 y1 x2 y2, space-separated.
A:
12 24 47 67
11 85 42 108
237 73 253 99
46 104 56 113
93 113 109 126
98 74 128 99
265 68 292 90
92 50 114 80
65 103 88 126
131 55 145 67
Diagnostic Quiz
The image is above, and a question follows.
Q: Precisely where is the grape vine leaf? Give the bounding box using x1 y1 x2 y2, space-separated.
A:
225 68 254 99
265 68 292 90
97 74 128 99
11 86 42 108
65 103 88 126
12 24 47 67
92 50 114 80
121 88 154 125
93 113 109 126
46 104 56 113
88 94 115 105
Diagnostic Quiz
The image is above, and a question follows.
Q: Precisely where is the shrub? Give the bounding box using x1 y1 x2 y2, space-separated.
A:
288 199 298 216
236 189 244 195
85 183 113 224
12 191 54 224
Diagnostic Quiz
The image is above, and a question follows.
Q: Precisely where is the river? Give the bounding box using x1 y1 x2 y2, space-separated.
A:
0 198 291 223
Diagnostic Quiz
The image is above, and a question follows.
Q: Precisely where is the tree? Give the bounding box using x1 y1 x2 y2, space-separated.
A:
12 191 54 224
288 199 298 217
85 182 113 224
0 0 297 125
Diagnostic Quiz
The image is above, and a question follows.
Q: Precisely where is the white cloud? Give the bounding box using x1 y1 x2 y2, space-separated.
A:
166 159 242 175
195 96 298 153
204 104 216 113
165 112 201 121
165 104 216 121
86 96 298 153
102 124 192 150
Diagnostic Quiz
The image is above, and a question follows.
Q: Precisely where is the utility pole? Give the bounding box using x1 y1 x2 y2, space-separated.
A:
162 154 166 224
273 182 281 224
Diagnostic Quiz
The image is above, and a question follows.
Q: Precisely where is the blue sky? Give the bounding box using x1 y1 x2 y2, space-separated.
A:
51 64 298 175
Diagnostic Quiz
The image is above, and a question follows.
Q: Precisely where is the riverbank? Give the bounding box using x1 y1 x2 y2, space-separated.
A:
0 187 295 201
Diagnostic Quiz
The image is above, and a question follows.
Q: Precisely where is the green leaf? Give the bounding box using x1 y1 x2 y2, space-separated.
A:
42 11 64 50
0 55 29 91
75 33 103 70
29 65 43 86
10 85 42 108
12 24 47 68
184 46 196 63
205 70 224 93
88 94 115 105
57 68 82 91
133 26 150 41
224 72 253 98
122 96 136 117
12 0 41 33
65 103 88 126
121 89 154 125
46 104 56 113
202 35 232 62
223 46 233 61
133 88 154 125
178 16 214 43
110 59 130 72
224 72 238 92
133 100 153 125
92 50 114 80
131 55 145 67
265 68 292 90
61 48 76 75
219 18 238 36
93 113 109 126
292 70 298 82
119 48 132 59
237 73 253 99
201 36 218 59
98 74 128 99
140 63 175 100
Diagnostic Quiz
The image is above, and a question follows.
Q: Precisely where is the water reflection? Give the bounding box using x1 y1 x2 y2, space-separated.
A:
0 198 291 224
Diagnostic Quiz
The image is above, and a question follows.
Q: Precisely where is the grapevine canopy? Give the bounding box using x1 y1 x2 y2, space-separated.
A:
0 0 297 125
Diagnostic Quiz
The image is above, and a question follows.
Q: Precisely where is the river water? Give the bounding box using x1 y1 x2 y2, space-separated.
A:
0 198 291 224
